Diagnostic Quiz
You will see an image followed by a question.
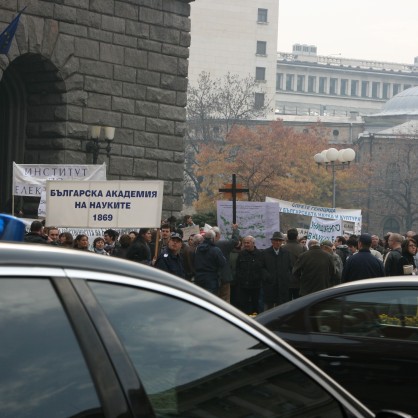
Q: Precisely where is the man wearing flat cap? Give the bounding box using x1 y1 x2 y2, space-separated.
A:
155 232 186 279
262 232 293 310
342 233 385 282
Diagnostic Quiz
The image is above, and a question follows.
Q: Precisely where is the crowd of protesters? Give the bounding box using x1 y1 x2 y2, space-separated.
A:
21 215 418 315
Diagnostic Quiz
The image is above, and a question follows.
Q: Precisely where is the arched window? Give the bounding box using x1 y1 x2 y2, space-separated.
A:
383 217 400 236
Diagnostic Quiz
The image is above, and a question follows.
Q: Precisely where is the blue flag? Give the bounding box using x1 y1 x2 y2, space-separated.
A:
0 8 26 55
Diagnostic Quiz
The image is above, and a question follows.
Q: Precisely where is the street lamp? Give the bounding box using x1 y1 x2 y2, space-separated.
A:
86 126 115 164
314 147 356 208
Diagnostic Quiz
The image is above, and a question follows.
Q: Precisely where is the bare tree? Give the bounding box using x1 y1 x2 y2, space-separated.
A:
359 132 418 232
184 71 270 206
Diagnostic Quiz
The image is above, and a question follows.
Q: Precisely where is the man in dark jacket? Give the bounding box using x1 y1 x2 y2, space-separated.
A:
385 233 404 276
24 221 47 244
212 223 239 303
236 235 264 314
262 232 293 310
194 230 226 295
342 233 385 282
155 232 185 279
126 228 152 265
335 235 350 266
282 228 306 299
292 239 335 296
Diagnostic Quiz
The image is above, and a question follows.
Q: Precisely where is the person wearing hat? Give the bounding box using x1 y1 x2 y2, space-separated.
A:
262 231 293 310
320 240 343 285
155 232 186 279
342 233 385 282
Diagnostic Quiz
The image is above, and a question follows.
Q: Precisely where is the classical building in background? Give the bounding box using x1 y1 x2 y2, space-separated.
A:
276 44 418 117
188 0 278 118
356 87 418 235
0 0 192 218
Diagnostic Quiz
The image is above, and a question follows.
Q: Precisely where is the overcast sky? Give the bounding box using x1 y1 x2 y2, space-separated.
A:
277 0 418 64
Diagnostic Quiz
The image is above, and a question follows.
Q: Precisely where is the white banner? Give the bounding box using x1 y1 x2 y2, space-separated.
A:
266 197 362 224
13 162 107 197
46 180 164 228
307 217 343 243
217 201 280 249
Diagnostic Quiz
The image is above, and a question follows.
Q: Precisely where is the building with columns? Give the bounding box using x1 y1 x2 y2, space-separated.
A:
276 44 418 117
188 0 279 119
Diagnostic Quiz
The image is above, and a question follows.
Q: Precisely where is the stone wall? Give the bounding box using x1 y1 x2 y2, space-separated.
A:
0 0 193 218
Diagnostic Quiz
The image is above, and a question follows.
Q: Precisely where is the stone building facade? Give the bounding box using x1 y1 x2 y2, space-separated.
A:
0 0 192 218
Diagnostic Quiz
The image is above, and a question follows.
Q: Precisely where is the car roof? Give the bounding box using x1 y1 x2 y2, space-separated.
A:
0 241 202 293
0 241 263 328
256 276 418 322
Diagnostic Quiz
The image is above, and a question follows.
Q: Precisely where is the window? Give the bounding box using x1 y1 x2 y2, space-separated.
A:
89 282 346 417
383 218 400 234
286 74 294 91
404 84 411 90
310 290 418 340
256 41 267 55
393 83 401 95
382 83 390 99
276 73 283 90
255 66 266 81
257 8 268 23
0 279 102 417
361 81 369 97
297 75 305 92
319 77 327 94
372 81 380 98
386 162 400 189
308 76 316 93
330 78 338 95
254 92 265 109
340 79 348 96
351 80 358 96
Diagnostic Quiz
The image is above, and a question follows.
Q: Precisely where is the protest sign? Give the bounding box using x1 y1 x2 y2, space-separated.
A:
46 180 163 228
266 196 361 233
13 162 107 197
307 217 343 243
181 225 200 241
217 201 280 249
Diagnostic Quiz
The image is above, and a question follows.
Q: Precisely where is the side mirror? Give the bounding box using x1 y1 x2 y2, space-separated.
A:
0 214 26 241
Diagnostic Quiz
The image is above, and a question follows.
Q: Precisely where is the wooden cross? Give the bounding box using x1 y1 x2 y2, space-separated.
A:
219 174 249 223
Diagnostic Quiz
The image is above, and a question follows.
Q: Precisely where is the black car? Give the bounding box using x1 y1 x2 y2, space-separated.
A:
0 242 411 418
256 278 418 417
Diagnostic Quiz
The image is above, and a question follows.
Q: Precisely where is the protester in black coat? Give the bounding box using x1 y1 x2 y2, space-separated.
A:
236 236 264 314
126 228 152 265
194 231 226 295
262 232 293 310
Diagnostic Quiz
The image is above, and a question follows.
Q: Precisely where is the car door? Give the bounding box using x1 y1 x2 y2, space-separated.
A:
68 271 374 418
0 273 121 418
306 289 418 415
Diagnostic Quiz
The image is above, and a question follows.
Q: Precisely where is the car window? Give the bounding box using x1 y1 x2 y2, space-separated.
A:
90 282 346 417
0 278 102 418
344 290 418 340
310 290 418 341
310 298 343 333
